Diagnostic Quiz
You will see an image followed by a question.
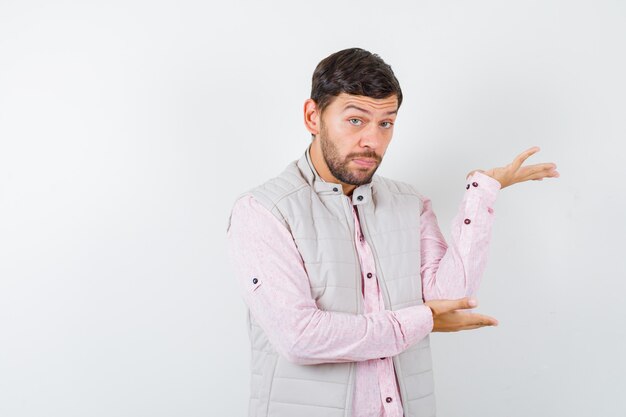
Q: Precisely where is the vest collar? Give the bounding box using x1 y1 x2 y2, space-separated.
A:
297 145 373 206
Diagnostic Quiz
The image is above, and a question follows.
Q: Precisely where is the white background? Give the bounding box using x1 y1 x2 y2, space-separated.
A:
1 1 625 416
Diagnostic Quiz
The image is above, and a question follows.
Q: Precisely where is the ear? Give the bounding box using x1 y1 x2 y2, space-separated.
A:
303 99 320 136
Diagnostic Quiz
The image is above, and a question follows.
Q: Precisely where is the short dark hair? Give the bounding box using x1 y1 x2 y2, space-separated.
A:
310 47 403 114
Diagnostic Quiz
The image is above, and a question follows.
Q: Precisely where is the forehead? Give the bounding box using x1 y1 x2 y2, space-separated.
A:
329 93 398 114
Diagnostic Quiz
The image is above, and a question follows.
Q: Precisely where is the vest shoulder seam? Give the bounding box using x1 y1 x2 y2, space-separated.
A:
248 173 310 212
374 175 426 200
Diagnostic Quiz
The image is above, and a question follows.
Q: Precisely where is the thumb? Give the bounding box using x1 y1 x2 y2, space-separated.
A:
426 297 478 315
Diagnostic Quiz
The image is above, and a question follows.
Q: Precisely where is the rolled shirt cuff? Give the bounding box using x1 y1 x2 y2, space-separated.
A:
467 171 501 206
392 304 434 348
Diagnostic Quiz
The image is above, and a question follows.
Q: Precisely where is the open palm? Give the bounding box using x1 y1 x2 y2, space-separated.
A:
467 146 559 189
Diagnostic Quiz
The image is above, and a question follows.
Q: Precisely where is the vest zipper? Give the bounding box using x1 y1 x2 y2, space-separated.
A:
341 194 361 417
341 194 363 313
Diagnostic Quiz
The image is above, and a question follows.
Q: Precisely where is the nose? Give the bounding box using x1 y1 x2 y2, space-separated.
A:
359 123 386 150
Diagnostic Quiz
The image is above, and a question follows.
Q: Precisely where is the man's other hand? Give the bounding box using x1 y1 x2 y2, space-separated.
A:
466 146 559 189
424 297 498 332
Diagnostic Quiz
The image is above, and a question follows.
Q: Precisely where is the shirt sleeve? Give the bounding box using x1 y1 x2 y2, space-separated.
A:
226 194 433 365
420 171 501 301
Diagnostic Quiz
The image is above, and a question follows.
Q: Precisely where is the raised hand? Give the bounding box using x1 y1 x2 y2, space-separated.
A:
466 146 559 189
424 297 498 332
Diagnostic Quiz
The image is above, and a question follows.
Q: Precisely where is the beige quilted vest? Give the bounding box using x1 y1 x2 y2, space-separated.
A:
240 147 435 417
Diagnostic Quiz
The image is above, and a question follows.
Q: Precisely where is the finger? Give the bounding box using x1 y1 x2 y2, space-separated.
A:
512 146 540 170
524 166 560 181
445 297 478 313
528 170 560 181
437 314 499 332
459 323 497 331
461 313 499 327
514 164 557 182
426 297 478 315
518 163 556 178
520 162 557 173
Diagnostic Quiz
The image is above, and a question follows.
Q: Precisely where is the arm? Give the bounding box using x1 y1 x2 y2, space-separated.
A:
226 195 433 365
421 146 559 302
421 171 501 301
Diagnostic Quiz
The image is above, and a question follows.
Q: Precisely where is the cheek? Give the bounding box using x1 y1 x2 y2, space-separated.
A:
330 120 351 136
380 133 393 150
327 124 357 151
341 137 362 158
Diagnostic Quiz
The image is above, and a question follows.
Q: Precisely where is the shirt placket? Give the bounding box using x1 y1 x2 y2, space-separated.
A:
352 204 404 417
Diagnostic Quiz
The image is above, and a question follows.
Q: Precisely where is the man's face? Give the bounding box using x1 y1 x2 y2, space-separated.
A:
316 93 398 186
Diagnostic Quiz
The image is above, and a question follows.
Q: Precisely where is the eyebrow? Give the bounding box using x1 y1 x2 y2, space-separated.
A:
342 104 398 116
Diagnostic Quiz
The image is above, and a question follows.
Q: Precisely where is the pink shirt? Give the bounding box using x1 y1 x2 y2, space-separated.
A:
227 171 500 417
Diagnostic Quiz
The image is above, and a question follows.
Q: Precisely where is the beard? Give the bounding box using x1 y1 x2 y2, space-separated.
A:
319 122 382 186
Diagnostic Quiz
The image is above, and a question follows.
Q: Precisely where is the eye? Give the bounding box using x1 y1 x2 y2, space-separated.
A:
380 121 394 129
348 118 362 126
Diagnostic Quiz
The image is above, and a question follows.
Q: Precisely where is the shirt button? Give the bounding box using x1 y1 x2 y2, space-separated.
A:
386 397 393 403
472 182 479 187
380 357 385 360
466 184 470 190
366 272 373 278
464 219 471 225
357 195 364 201
333 187 339 192
252 278 258 284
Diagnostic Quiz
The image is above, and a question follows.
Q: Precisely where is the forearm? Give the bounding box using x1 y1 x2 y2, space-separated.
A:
421 171 500 300
248 299 433 365
228 194 434 365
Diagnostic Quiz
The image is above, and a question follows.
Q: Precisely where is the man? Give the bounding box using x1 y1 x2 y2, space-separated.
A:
226 48 559 417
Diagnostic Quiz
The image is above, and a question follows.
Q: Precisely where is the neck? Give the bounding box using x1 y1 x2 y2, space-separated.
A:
309 140 356 196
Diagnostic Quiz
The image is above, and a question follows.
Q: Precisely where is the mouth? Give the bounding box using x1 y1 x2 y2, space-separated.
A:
352 158 378 168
